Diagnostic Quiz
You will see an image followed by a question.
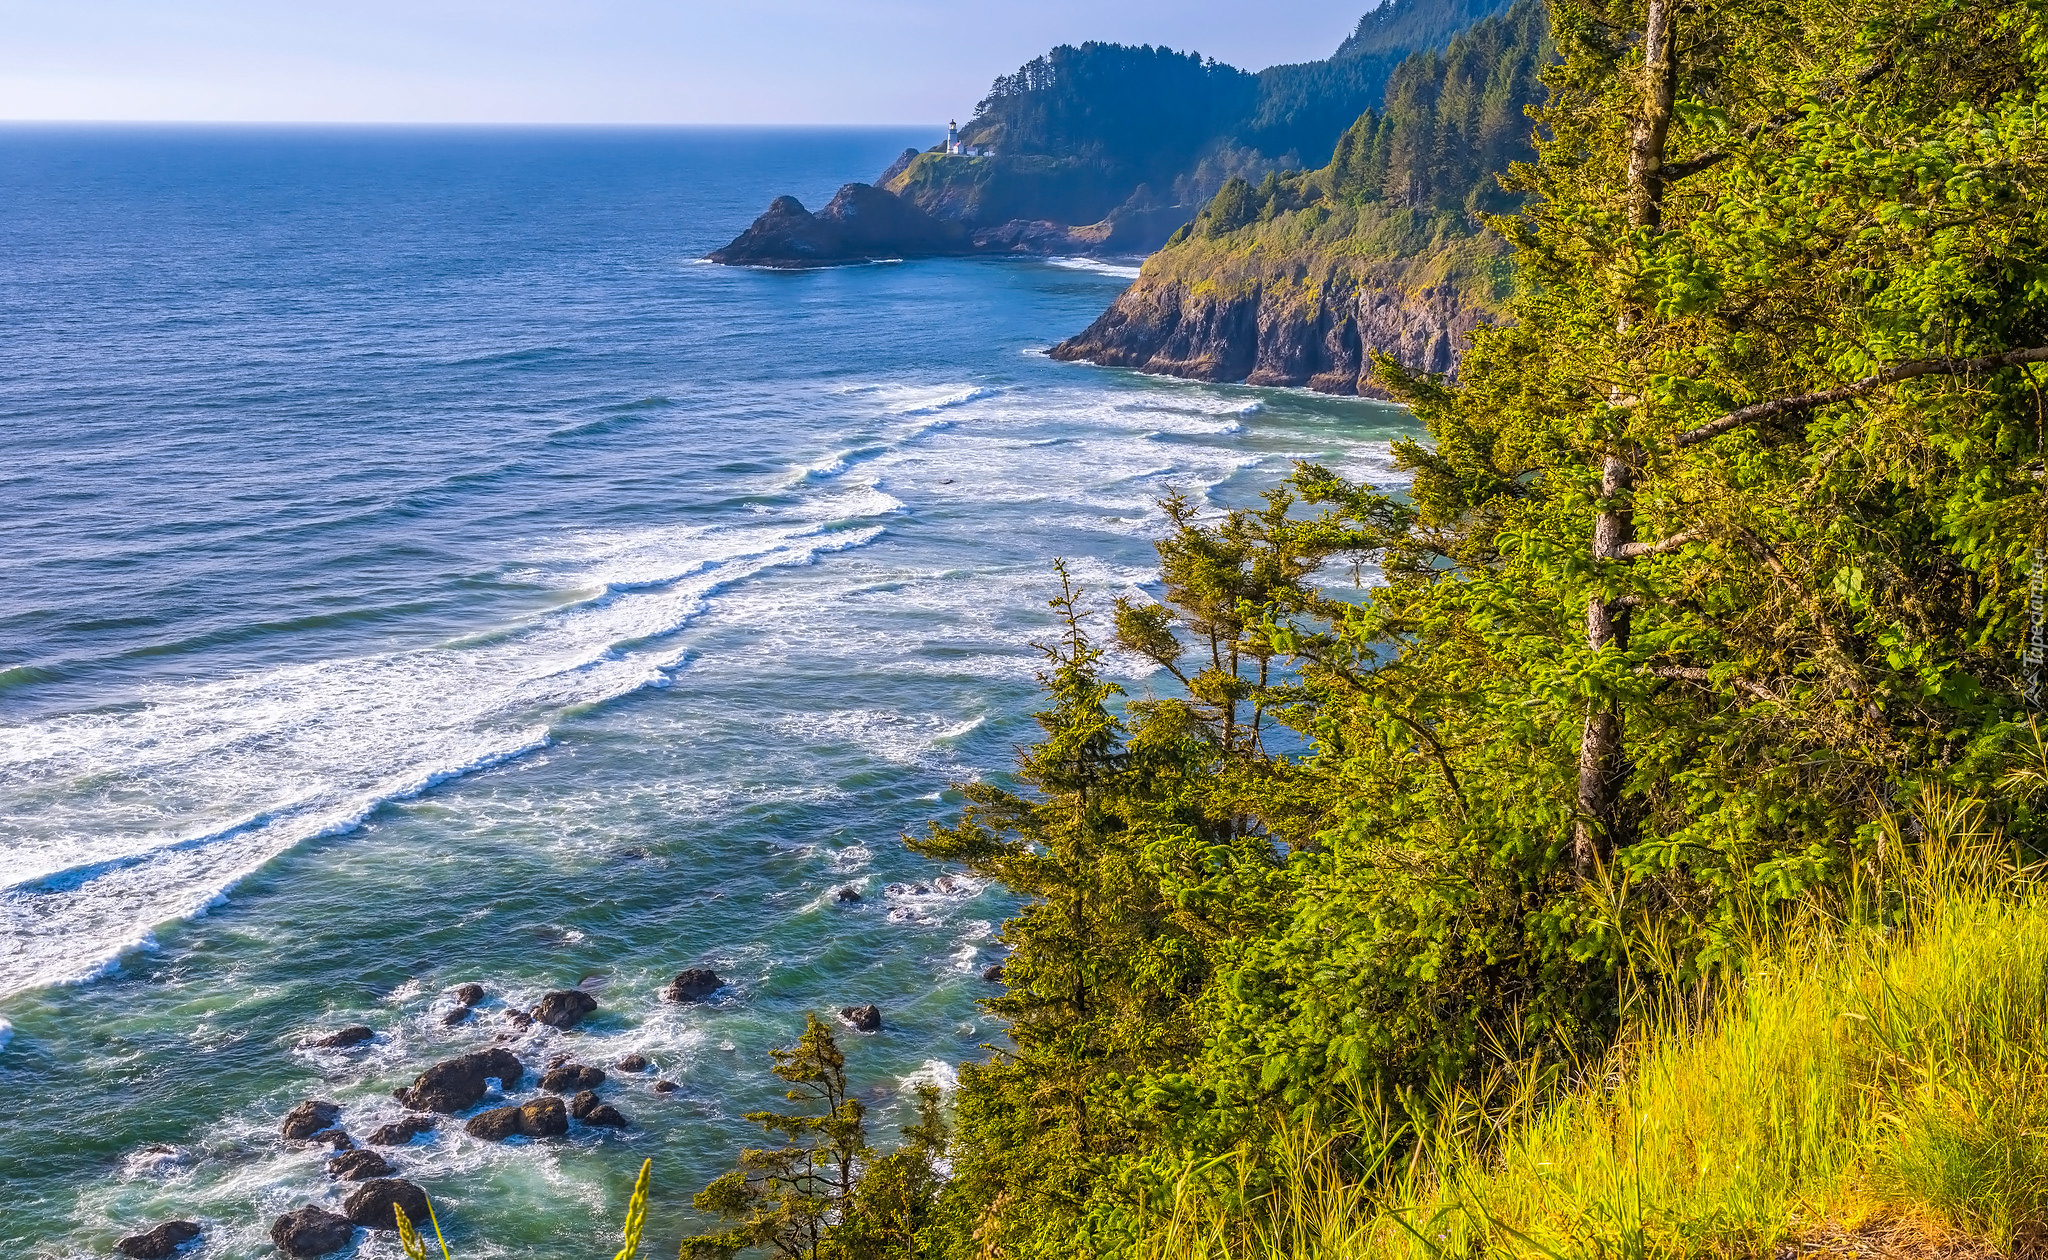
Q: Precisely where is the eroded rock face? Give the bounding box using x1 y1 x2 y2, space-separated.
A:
464 1096 568 1141
367 1116 436 1146
396 1049 524 1113
329 1148 396 1180
839 1004 883 1033
541 1063 606 1093
662 969 722 1002
529 989 597 1029
281 1100 343 1141
115 1221 201 1259
342 1178 432 1231
1050 265 1492 397
270 1207 353 1257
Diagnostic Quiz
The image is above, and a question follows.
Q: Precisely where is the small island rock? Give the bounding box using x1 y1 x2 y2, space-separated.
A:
367 1116 436 1146
396 1048 524 1113
329 1148 396 1180
270 1207 353 1258
614 1052 650 1072
308 1025 375 1049
981 964 1006 983
465 1096 568 1141
662 969 722 1003
839 1004 883 1033
115 1221 201 1259
541 1062 605 1093
281 1100 342 1141
529 989 597 1029
652 1079 679 1094
451 983 486 1006
343 1177 432 1231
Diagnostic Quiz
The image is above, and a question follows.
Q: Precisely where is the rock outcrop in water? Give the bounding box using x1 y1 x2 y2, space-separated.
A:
342 1178 431 1231
529 988 597 1029
271 1207 353 1258
708 185 971 267
465 1097 568 1141
1051 261 1491 397
396 1048 524 1113
116 1221 201 1259
663 968 722 1002
280 1100 342 1142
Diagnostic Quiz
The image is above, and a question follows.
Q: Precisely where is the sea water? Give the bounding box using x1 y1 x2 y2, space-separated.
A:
0 126 1419 1256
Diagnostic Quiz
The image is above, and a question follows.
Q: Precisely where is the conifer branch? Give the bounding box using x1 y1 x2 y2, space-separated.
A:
1618 530 1699 559
1673 347 2048 448
1643 663 1780 703
1662 57 1892 183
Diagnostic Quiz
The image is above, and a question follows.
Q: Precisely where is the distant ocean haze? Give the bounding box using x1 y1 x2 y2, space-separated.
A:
0 125 1417 1255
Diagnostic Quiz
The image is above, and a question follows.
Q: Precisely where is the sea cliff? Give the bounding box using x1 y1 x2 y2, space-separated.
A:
1051 204 1507 395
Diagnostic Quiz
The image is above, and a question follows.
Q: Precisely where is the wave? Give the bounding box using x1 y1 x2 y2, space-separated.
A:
1043 257 1145 280
894 386 996 416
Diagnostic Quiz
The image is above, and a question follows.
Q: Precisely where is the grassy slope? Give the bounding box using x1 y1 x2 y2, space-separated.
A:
1143 786 2048 1259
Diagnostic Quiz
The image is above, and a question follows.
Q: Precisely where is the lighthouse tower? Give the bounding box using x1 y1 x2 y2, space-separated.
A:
946 120 960 155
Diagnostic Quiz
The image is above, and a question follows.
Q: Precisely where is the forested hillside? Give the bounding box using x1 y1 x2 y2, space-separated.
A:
687 0 2048 1255
1053 0 1550 389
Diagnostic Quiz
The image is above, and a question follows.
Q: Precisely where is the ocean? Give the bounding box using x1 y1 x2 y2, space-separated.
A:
0 125 1418 1256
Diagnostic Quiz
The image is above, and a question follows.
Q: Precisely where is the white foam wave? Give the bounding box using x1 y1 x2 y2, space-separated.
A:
900 1058 960 1093
0 1018 11 1055
1044 257 1145 280
892 385 997 416
0 510 893 996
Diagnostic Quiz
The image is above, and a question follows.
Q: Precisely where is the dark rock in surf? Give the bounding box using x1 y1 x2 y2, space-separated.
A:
614 1052 650 1073
115 1221 201 1259
570 1089 601 1120
396 1048 524 1113
281 1101 343 1142
529 989 597 1029
465 1096 568 1141
652 1079 679 1094
270 1207 354 1258
367 1115 436 1146
541 1062 605 1093
583 1102 630 1128
308 1025 375 1049
839 1004 883 1033
312 1128 354 1151
329 1149 396 1180
442 1006 473 1025
707 184 973 268
663 969 722 1002
981 964 1006 983
342 1177 431 1231
504 1008 534 1029
834 885 863 904
451 983 486 1006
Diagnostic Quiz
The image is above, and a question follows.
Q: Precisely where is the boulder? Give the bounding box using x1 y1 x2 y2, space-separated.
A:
833 886 863 904
115 1221 201 1259
281 1100 343 1141
343 1177 432 1231
662 969 722 1003
396 1048 525 1113
270 1206 354 1258
308 1025 375 1049
541 1063 605 1093
504 1009 534 1029
614 1052 650 1073
313 1128 354 1151
464 1096 568 1141
652 1079 679 1094
981 964 1006 983
367 1115 437 1146
582 1102 629 1128
442 1006 472 1026
839 1004 883 1033
529 989 597 1029
451 983 486 1006
329 1148 396 1180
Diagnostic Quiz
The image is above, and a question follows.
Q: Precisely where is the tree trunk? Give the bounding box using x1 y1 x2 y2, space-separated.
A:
1573 0 1677 878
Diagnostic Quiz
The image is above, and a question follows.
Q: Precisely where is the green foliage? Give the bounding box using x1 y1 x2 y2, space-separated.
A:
680 1015 870 1260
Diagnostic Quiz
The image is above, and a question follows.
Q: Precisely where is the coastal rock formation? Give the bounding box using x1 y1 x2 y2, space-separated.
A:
465 1097 568 1141
329 1149 396 1180
614 1052 650 1072
708 185 972 267
280 1100 342 1142
367 1115 436 1145
840 1004 883 1032
307 1025 374 1049
652 1079 679 1094
343 1178 431 1231
541 1062 606 1092
451 983 486 1006
529 989 597 1029
663 968 722 1002
396 1048 524 1112
115 1221 201 1259
1051 263 1490 397
270 1207 354 1258
572 1090 630 1128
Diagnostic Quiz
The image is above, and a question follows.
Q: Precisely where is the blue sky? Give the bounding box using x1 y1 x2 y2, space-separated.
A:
0 2 1371 124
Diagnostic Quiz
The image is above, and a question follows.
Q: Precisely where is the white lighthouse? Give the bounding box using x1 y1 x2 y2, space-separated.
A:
946 120 961 155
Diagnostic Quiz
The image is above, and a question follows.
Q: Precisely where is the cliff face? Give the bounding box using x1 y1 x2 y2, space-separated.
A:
706 184 971 267
1053 265 1486 396
1051 206 1506 395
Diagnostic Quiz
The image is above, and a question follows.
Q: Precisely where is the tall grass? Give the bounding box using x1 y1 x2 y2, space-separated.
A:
1143 789 2048 1259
